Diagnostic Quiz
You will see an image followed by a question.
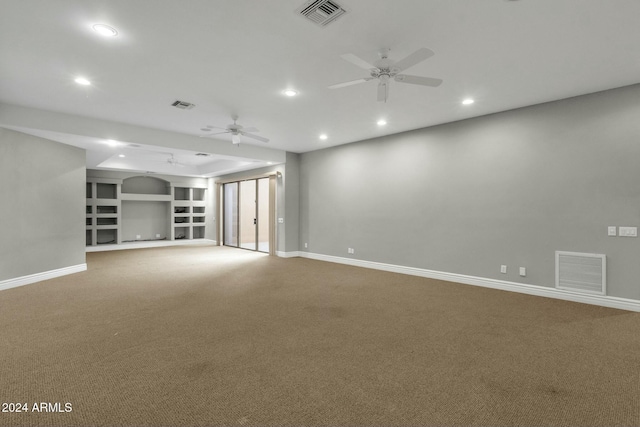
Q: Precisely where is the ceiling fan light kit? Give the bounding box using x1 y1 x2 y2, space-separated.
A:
329 47 443 102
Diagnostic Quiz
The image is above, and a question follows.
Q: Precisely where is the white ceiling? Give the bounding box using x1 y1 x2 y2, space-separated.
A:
2 0 640 177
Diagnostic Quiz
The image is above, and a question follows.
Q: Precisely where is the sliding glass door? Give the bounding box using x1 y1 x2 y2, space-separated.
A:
223 182 238 247
223 177 271 253
256 178 270 252
239 180 256 250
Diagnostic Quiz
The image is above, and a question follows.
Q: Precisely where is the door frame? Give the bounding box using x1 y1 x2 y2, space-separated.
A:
216 173 277 256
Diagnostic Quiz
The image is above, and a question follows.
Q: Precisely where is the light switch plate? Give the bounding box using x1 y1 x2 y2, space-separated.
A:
619 226 637 237
608 226 617 236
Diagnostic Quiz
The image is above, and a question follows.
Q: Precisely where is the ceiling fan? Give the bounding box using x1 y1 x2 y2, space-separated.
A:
202 115 269 144
165 153 184 167
329 47 443 102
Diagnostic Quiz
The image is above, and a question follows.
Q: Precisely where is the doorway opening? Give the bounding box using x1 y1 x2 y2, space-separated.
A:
221 177 274 254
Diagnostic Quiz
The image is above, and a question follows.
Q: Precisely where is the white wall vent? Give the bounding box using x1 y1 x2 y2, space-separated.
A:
555 251 606 295
171 100 195 110
296 0 347 27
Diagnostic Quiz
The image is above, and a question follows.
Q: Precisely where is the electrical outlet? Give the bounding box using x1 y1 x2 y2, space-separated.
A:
136 235 141 240
304 242 308 248
156 234 161 239
519 267 526 277
278 218 284 224
500 265 507 274
608 226 617 236
347 248 355 254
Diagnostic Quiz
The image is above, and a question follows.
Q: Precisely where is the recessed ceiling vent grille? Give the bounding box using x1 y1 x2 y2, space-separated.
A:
195 153 210 157
296 0 347 27
171 100 195 110
556 251 606 295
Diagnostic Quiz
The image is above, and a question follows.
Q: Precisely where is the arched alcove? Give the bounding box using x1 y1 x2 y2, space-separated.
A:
122 176 170 195
121 176 171 242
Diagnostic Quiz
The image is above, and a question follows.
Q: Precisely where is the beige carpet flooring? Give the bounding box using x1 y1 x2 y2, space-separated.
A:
0 244 638 426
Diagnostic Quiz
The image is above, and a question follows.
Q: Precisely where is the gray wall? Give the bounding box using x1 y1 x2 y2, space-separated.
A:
299 84 640 300
0 128 86 281
121 201 170 242
284 152 300 252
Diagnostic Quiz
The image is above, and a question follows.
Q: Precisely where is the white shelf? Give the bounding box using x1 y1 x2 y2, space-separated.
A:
96 225 118 230
121 193 172 202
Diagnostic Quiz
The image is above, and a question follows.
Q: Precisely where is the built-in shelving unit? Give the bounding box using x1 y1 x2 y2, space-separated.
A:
86 179 121 246
86 175 207 247
171 186 207 240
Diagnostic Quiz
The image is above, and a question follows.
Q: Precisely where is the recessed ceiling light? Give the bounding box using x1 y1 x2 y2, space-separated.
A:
319 134 328 140
377 119 387 126
92 24 118 37
74 77 91 86
106 139 119 147
118 154 125 158
267 162 273 165
283 89 299 97
462 98 475 105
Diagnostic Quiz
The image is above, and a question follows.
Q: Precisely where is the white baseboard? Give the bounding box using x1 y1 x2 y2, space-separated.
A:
86 239 216 252
277 251 301 258
297 252 640 312
0 264 88 292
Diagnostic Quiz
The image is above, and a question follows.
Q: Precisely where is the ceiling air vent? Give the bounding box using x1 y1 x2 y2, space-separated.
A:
171 100 195 110
195 153 211 157
296 0 347 27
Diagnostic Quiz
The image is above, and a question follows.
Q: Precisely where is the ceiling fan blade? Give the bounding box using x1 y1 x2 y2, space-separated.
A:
205 125 228 131
394 74 443 87
201 131 231 137
393 47 435 72
341 53 376 70
239 131 269 143
241 126 259 133
329 77 374 89
377 81 388 102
